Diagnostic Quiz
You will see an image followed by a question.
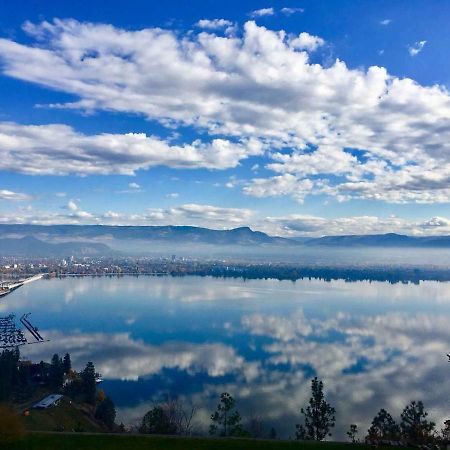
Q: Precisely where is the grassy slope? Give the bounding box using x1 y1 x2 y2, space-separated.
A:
5 433 393 450
21 398 103 433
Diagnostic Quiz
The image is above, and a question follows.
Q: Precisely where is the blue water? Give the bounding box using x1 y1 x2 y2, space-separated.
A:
3 275 450 439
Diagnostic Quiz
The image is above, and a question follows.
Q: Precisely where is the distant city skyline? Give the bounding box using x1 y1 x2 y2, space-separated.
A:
0 0 449 237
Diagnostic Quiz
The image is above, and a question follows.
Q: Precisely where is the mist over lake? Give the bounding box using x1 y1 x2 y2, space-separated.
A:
4 275 449 439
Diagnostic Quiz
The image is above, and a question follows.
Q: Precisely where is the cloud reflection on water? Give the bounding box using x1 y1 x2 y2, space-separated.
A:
9 276 450 438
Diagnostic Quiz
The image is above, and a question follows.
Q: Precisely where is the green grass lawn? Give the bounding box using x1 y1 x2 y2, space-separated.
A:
21 398 103 433
3 433 392 450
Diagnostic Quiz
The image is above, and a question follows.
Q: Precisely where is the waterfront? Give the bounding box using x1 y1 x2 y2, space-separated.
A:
0 274 43 298
2 275 450 439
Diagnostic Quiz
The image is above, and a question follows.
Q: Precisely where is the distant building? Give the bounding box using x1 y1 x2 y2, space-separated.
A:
32 394 63 409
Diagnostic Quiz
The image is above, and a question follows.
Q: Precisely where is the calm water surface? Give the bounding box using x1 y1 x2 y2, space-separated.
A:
2 276 450 438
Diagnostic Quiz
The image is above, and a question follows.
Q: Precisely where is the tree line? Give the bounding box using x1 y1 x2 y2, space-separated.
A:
138 376 447 446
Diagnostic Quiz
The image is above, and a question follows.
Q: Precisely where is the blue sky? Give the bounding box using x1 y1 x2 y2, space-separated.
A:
0 0 449 236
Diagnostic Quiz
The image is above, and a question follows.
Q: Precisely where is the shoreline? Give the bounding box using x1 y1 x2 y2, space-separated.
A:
38 269 450 284
0 274 43 298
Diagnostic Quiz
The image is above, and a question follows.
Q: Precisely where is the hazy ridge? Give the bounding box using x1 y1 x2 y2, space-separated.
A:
0 225 449 258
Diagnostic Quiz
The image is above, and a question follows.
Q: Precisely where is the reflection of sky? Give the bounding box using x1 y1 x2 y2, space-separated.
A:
5 276 450 439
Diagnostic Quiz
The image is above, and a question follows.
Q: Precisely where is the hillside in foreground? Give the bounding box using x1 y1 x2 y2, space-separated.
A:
5 433 401 450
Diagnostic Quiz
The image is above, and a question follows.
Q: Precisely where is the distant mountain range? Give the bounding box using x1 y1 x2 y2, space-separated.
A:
0 236 110 257
303 233 450 247
0 224 291 247
0 225 449 257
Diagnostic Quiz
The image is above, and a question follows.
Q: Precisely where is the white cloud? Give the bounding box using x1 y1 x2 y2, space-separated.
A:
23 330 244 381
67 200 78 211
249 8 275 17
165 192 179 199
103 210 120 219
0 202 255 229
0 20 448 203
420 216 450 229
380 19 391 25
196 18 234 31
281 7 304 16
65 199 93 220
408 40 427 56
128 182 140 190
289 32 325 52
259 214 450 237
148 203 254 226
244 174 314 204
242 311 313 341
0 189 32 201
0 122 262 175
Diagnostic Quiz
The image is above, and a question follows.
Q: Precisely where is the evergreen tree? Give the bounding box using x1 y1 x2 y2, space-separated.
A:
15 363 32 402
63 353 71 374
81 361 97 404
295 377 336 441
95 396 116 429
400 401 435 444
367 408 400 442
0 349 20 401
209 392 245 437
49 353 64 389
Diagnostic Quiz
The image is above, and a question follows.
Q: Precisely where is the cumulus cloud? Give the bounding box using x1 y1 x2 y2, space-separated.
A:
289 32 325 51
408 40 427 56
243 174 314 203
249 8 275 17
0 189 32 201
0 20 448 203
66 199 93 219
0 122 262 175
23 330 244 380
67 200 78 211
420 216 450 229
195 18 234 32
380 19 391 25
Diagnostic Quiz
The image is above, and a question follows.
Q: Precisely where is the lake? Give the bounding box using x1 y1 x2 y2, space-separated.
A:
2 275 450 439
